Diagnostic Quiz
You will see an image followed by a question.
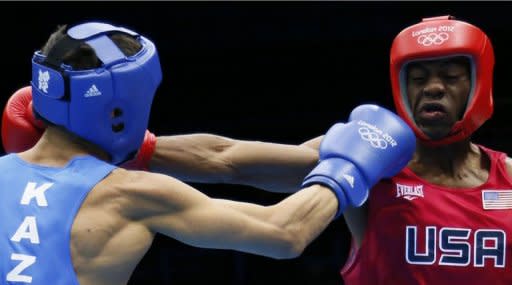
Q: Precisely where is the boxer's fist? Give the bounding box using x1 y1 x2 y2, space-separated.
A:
302 104 415 218
2 86 45 153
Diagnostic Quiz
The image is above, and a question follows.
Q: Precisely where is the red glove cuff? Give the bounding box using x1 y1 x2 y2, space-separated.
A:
121 130 157 170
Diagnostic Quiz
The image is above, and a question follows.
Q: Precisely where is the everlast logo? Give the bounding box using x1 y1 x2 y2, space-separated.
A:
396 183 424 201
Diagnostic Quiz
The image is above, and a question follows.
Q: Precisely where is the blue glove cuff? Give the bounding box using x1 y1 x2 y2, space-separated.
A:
302 158 370 218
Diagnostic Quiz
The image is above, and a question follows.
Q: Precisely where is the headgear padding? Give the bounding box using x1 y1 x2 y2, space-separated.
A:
31 22 162 164
390 15 494 146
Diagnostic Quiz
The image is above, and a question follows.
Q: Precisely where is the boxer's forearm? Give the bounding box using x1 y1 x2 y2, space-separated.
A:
149 134 318 193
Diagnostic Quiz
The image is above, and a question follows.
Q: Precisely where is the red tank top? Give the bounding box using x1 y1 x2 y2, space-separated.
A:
341 146 512 285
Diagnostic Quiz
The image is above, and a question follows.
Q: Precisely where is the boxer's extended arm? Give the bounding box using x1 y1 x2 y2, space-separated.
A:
300 135 323 150
129 104 416 257
304 135 369 248
301 132 371 248
1 87 318 193
123 170 337 259
149 134 319 193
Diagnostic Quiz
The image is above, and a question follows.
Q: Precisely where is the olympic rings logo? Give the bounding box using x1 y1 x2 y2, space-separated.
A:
358 127 388 149
417 32 449 46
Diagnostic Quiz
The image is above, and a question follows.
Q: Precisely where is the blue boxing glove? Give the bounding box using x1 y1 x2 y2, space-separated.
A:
302 104 415 218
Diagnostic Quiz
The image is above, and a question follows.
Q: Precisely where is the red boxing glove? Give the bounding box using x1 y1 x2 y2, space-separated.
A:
2 86 46 153
2 86 156 169
121 130 157 170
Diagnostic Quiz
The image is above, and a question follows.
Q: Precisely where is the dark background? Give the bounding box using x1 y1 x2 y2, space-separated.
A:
1 2 512 284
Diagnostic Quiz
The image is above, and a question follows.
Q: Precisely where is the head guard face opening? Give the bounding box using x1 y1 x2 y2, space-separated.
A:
390 15 494 146
31 22 162 164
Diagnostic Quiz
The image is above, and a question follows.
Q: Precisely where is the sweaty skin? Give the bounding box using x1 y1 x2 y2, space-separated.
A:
406 58 471 140
18 127 338 285
149 133 320 193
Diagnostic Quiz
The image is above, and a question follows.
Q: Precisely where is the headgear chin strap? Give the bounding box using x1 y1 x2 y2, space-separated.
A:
390 15 494 146
31 22 162 164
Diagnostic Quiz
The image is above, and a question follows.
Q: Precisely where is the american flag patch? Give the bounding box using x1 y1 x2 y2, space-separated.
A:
482 190 512 210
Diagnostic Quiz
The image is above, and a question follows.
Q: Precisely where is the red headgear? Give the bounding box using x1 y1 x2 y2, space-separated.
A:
390 15 494 146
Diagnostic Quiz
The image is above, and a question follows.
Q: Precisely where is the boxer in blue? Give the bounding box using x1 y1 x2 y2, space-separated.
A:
0 22 415 285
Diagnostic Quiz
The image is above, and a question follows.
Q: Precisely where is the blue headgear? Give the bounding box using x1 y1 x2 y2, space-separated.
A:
31 22 162 164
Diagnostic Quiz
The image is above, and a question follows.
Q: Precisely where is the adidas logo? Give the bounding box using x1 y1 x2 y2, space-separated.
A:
343 174 355 188
84 84 102 97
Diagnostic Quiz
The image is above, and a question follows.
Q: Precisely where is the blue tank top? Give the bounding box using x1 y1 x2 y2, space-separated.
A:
0 154 115 285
